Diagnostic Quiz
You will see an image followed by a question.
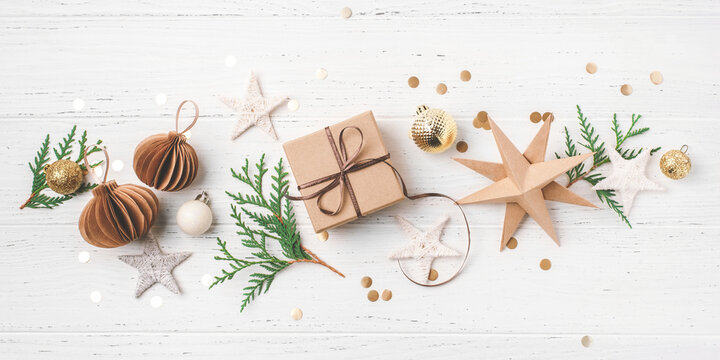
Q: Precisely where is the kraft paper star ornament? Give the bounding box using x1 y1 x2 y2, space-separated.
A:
389 216 460 283
220 72 287 140
454 116 595 250
592 148 664 214
118 233 191 297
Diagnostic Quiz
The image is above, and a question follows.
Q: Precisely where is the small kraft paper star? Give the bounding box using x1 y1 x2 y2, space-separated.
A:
592 148 664 214
454 116 594 249
118 233 191 297
390 216 460 283
454 116 597 250
220 72 287 140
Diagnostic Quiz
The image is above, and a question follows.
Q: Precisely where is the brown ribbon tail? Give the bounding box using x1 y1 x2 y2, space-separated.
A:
382 160 471 287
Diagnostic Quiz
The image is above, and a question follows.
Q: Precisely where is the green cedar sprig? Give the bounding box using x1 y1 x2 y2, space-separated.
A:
211 154 344 313
555 105 661 228
20 125 103 209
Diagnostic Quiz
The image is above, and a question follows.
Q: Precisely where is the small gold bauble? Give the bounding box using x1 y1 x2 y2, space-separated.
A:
44 159 84 194
659 145 691 180
410 105 458 153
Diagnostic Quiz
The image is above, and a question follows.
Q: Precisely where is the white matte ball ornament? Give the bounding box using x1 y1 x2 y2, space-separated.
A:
176 192 213 235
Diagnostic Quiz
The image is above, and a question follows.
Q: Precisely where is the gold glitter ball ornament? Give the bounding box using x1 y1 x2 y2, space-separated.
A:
44 159 84 195
659 145 691 179
411 105 458 153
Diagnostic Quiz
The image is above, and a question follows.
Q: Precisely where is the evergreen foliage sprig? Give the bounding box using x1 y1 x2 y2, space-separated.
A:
20 125 103 209
555 105 661 228
211 154 344 313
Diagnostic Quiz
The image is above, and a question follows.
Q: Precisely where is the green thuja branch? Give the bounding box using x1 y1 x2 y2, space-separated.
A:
211 154 344 313
555 105 661 228
20 125 103 209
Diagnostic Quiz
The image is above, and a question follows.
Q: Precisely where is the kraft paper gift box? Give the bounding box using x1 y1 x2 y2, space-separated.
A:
282 111 405 233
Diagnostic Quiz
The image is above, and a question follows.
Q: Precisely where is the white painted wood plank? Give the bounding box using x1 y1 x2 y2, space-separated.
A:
1 0 719 17
2 0 719 356
1 224 718 333
1 333 719 359
0 18 718 119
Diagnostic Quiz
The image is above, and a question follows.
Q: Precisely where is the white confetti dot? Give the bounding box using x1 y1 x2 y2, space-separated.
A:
111 160 124 172
184 130 192 140
90 290 102 303
315 68 328 80
150 295 163 308
225 55 237 68
94 166 104 178
201 274 214 287
73 98 85 111
287 99 300 111
155 93 167 105
78 251 90 264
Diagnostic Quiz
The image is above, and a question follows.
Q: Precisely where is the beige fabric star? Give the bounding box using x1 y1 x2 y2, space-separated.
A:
390 216 459 283
593 148 664 214
220 72 287 140
118 233 191 297
454 116 594 249
454 116 596 250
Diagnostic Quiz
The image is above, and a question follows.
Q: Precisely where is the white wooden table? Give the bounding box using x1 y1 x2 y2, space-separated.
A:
2 1 719 358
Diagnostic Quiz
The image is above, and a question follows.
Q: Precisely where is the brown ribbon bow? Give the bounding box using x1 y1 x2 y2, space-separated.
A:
286 126 389 217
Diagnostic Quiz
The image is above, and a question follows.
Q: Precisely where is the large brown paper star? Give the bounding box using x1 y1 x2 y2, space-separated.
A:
454 116 596 251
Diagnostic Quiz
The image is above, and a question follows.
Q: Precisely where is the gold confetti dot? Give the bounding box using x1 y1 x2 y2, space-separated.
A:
341 7 352 19
473 111 490 130
581 335 592 348
316 231 328 241
456 141 468 153
460 70 471 81
408 76 419 88
381 289 392 301
540 258 552 271
436 83 448 95
621 84 633 96
530 112 541 123
360 276 372 288
290 307 303 320
507 237 518 249
542 112 553 122
367 290 379 302
586 62 598 74
650 71 663 85
428 269 439 281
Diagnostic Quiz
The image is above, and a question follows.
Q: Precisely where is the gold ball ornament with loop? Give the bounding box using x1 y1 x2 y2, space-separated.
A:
176 191 213 235
411 105 458 153
659 145 691 179
44 159 84 195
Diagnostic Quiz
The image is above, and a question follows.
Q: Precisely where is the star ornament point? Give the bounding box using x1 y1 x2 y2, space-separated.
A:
118 233 191 297
454 116 596 250
220 72 287 141
592 148 664 214
390 216 460 283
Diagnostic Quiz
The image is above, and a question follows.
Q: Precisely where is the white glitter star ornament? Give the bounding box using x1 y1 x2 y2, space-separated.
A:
118 233 191 297
389 216 460 283
592 149 664 214
220 72 287 140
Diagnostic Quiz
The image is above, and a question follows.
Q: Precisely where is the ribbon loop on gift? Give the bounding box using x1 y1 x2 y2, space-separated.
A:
287 126 390 217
